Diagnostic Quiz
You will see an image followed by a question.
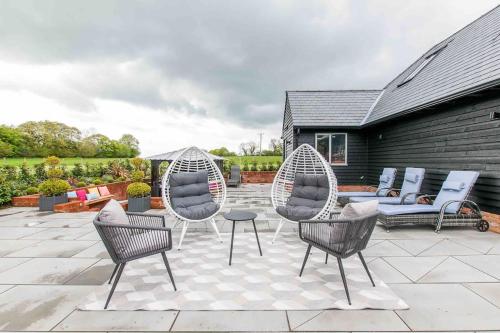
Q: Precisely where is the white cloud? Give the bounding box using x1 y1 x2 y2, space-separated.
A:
0 0 498 156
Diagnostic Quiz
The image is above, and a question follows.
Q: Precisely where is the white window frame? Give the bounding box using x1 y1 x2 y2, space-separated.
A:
315 133 348 166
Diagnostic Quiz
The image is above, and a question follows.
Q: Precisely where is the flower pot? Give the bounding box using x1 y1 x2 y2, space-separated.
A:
39 193 68 211
128 195 151 212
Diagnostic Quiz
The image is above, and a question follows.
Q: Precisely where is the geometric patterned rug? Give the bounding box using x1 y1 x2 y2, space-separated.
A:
80 232 408 311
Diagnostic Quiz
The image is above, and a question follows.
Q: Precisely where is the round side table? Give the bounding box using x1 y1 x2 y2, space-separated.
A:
223 209 262 265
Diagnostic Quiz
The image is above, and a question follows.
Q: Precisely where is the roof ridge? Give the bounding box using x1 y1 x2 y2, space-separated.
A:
286 89 382 93
382 4 500 89
360 90 385 125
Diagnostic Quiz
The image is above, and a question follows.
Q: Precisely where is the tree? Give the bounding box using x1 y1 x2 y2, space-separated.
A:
119 134 140 157
269 138 283 156
0 125 27 157
208 147 236 157
17 121 81 157
239 142 257 156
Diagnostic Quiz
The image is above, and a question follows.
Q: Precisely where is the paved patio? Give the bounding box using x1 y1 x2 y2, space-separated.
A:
1 184 500 332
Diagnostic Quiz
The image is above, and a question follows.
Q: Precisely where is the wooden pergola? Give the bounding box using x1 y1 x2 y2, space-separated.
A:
145 148 225 197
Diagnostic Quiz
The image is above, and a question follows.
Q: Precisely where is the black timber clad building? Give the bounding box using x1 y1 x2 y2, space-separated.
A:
282 6 500 213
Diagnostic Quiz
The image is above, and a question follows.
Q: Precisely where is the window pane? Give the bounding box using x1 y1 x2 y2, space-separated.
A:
330 134 346 165
316 134 330 162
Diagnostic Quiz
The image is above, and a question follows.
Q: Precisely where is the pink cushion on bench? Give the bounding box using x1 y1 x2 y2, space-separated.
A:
98 186 110 196
76 189 87 202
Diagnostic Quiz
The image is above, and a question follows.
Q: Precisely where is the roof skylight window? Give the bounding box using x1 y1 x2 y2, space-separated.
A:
397 44 448 87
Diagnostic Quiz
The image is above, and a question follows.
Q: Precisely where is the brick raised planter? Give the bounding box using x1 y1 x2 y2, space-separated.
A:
12 180 131 211
241 171 276 183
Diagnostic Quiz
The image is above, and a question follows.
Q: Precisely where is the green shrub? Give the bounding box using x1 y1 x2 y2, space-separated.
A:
72 163 84 178
26 186 39 195
250 160 258 172
127 182 151 198
101 174 114 183
93 178 103 185
38 179 71 197
117 176 127 182
45 156 60 167
47 168 64 179
76 181 86 188
130 157 144 171
34 163 47 181
131 170 145 182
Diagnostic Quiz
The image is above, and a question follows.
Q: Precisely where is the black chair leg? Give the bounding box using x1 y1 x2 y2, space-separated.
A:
161 252 177 291
337 257 351 305
325 253 328 264
104 262 125 309
108 264 119 284
358 252 375 287
252 219 263 256
299 244 312 276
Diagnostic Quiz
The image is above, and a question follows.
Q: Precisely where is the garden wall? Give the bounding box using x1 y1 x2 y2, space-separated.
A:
12 180 131 208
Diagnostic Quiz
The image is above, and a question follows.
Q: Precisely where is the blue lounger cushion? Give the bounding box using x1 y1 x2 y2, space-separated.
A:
338 191 377 198
350 196 403 204
378 204 440 215
432 171 479 213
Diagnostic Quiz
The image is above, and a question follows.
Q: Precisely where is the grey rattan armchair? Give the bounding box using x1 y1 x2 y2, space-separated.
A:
93 212 177 309
298 212 379 305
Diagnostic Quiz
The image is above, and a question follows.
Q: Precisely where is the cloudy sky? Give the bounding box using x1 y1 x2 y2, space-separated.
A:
0 0 498 156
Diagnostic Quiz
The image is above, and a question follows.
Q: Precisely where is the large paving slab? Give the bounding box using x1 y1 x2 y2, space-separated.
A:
366 258 412 283
171 310 289 331
393 283 500 330
21 227 93 240
0 226 45 239
363 241 412 257
65 259 115 285
457 254 500 279
0 285 95 331
418 257 496 283
53 310 178 331
0 257 99 284
0 239 41 256
383 256 447 282
466 283 500 307
390 238 442 255
6 239 96 258
0 257 30 273
287 309 409 331
419 239 482 256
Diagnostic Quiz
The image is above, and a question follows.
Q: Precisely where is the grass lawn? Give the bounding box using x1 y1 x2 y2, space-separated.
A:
225 155 282 167
0 157 127 167
1 156 282 168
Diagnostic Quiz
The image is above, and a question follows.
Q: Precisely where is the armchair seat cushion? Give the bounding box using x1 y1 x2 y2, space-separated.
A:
277 205 322 221
276 173 329 221
169 171 219 220
175 201 220 220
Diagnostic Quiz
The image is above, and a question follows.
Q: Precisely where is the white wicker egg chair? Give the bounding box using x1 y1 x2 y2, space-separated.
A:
271 143 337 242
161 146 226 250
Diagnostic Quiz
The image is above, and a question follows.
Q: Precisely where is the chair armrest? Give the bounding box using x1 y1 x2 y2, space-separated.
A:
94 221 173 260
438 199 482 216
416 194 436 204
126 212 166 227
376 187 393 196
400 192 424 204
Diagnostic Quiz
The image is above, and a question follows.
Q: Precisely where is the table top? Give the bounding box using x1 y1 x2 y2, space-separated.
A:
223 209 257 221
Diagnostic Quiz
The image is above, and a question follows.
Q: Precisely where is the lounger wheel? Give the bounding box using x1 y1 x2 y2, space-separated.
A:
477 220 489 232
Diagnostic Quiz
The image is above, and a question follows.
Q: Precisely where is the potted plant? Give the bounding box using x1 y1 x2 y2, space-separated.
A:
38 156 71 211
127 159 151 212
